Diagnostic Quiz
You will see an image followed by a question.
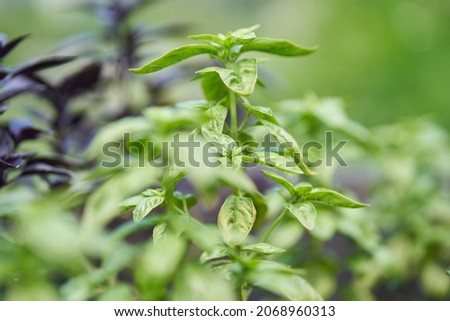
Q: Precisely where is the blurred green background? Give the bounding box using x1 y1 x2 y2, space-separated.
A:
1 0 449 129
1 0 449 301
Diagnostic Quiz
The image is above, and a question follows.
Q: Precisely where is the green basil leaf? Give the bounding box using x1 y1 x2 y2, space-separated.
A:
303 188 369 208
250 151 303 174
283 201 317 230
200 246 229 264
295 97 374 147
200 72 229 102
201 128 236 156
120 195 145 210
261 170 295 196
197 58 258 96
129 44 216 74
242 101 277 123
188 33 224 46
83 167 160 232
202 104 228 133
135 233 187 299
242 102 273 117
241 243 286 255
172 264 236 300
133 194 165 222
261 120 314 175
218 195 256 246
162 164 186 187
152 223 167 243
241 37 317 56
294 182 313 197
164 214 221 253
261 119 299 148
142 188 164 197
230 25 259 39
227 25 259 45
248 262 323 301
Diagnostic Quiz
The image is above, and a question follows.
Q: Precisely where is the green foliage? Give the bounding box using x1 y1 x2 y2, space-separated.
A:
1 3 448 302
123 25 367 300
197 59 259 96
131 189 165 222
261 170 296 195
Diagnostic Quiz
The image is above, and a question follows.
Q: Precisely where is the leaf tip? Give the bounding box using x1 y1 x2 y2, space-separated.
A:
128 67 142 74
357 202 370 208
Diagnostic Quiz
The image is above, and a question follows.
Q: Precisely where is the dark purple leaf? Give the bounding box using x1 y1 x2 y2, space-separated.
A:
0 66 10 80
12 56 75 76
26 154 87 169
20 162 73 178
0 103 7 114
9 119 44 143
45 175 71 188
14 151 36 160
0 78 45 107
0 128 15 156
22 72 55 91
0 34 30 59
0 154 23 170
58 62 101 96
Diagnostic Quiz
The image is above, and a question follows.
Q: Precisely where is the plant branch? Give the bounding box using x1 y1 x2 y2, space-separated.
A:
238 282 249 301
260 208 289 243
238 111 251 131
229 91 238 139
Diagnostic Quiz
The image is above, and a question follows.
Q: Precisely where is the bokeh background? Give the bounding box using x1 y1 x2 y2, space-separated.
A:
1 0 449 301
